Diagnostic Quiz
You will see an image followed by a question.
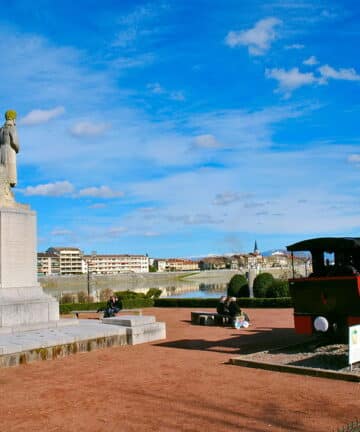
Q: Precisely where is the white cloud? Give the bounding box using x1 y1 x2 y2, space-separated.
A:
51 229 72 236
147 83 185 101
169 91 185 101
213 192 247 206
22 181 74 196
107 227 127 236
266 67 318 96
143 231 160 237
113 54 155 69
70 121 108 137
78 186 124 199
225 17 282 56
189 105 308 151
147 82 165 94
348 154 360 163
113 28 138 48
318 65 360 82
89 203 107 209
193 134 222 149
285 44 304 50
20 106 65 126
303 56 319 66
168 213 224 226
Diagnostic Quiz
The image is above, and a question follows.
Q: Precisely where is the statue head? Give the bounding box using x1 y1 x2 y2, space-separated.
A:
5 110 17 121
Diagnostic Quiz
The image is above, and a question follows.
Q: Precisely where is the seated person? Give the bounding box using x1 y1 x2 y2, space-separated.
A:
228 297 251 327
216 296 230 315
228 297 241 319
104 295 122 318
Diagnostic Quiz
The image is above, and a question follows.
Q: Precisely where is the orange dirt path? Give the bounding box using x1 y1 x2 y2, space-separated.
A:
0 308 358 432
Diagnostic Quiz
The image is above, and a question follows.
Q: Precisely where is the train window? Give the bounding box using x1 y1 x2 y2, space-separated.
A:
324 252 335 270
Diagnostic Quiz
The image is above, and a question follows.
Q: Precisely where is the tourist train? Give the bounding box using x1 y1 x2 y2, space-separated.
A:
287 237 360 339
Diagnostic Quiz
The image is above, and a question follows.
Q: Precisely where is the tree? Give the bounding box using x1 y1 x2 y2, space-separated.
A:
145 288 162 299
267 279 290 298
253 273 274 297
227 274 249 297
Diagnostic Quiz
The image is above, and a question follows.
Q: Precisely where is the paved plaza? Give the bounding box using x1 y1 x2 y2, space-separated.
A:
0 307 358 432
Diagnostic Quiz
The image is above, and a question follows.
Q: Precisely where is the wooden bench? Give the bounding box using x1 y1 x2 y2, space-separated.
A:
191 311 230 326
71 309 143 319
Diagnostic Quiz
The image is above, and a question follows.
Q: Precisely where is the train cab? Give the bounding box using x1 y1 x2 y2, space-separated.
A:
287 237 360 338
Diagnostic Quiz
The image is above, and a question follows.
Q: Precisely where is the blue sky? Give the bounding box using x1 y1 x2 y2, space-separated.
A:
3 0 360 257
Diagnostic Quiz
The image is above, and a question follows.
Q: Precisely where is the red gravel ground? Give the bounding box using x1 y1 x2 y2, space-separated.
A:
0 308 358 432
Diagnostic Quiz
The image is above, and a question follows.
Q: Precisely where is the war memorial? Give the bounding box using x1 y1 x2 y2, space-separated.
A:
0 110 165 366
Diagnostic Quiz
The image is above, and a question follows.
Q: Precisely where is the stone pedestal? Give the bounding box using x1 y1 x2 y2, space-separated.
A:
102 315 166 345
0 206 59 329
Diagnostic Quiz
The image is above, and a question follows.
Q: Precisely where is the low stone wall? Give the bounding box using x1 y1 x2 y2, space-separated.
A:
39 270 239 294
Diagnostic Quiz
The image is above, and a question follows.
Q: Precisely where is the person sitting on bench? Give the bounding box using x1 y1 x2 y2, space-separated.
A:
228 297 251 327
216 296 231 324
216 296 230 315
104 295 122 318
228 297 241 324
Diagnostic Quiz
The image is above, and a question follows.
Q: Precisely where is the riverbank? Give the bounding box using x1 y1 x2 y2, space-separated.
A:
39 269 240 294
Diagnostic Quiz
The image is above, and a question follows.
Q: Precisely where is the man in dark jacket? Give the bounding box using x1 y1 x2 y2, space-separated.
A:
228 297 241 319
104 295 122 318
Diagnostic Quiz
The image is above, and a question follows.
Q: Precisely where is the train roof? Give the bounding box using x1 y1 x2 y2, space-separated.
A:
287 237 360 252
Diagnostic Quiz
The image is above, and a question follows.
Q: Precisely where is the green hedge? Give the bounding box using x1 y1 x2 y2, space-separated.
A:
60 295 154 315
60 296 293 314
154 297 292 308
60 302 106 315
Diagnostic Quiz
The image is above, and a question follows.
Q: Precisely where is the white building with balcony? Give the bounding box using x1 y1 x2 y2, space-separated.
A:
84 254 149 274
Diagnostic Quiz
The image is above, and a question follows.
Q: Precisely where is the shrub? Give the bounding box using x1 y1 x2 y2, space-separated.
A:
253 273 274 298
77 291 88 303
60 293 76 304
145 288 162 299
267 279 290 298
59 301 106 315
99 288 113 302
227 274 249 297
113 290 154 308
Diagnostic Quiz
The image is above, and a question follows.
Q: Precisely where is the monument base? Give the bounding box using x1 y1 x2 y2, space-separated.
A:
0 316 167 367
0 289 59 328
0 205 60 331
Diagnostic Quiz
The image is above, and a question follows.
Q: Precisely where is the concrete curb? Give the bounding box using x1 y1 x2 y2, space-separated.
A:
229 357 360 382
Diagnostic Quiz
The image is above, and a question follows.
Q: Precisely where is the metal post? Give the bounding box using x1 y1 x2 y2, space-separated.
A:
87 266 90 296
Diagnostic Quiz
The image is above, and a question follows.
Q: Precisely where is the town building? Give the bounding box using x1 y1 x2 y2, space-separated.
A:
46 247 84 275
166 258 199 272
37 252 60 276
198 256 229 270
154 258 199 272
84 254 149 274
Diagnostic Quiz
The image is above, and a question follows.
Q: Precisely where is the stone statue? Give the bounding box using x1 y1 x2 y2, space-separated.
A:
0 110 19 187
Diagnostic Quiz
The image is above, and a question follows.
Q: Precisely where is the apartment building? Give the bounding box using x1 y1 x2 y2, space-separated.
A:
84 254 149 274
155 258 199 272
46 247 84 275
37 252 60 276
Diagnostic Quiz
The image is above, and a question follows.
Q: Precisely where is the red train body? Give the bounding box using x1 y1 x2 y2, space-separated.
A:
287 237 360 337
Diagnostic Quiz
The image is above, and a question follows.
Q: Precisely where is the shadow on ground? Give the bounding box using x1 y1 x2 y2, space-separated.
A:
155 326 310 355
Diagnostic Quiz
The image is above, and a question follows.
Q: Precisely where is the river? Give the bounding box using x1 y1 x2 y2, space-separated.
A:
40 270 235 301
